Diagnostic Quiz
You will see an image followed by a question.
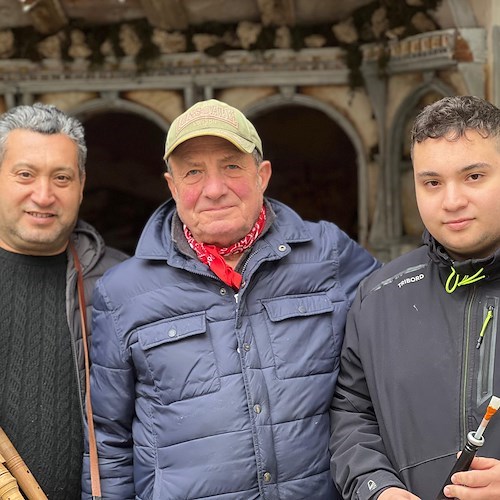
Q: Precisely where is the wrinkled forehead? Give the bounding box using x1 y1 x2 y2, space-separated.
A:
171 135 246 157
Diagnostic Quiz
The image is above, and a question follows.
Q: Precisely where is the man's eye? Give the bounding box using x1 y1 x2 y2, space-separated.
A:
185 169 200 176
18 171 32 179
469 173 482 181
425 180 439 187
226 164 240 170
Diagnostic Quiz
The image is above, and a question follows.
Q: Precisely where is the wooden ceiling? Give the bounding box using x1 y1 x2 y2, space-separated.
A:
0 0 396 35
0 0 457 70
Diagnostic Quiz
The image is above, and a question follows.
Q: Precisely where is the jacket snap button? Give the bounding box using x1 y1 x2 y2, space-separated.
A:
243 343 251 351
253 404 262 414
298 305 306 313
168 328 176 337
220 288 227 295
263 472 271 482
278 245 287 252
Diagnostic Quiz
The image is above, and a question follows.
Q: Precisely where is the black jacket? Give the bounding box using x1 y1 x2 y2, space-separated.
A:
330 230 500 499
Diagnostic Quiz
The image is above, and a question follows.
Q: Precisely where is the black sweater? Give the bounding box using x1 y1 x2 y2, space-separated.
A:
0 248 82 500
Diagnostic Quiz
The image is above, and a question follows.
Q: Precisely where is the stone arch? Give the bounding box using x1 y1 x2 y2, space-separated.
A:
72 97 170 131
386 80 455 253
71 98 170 254
243 93 368 245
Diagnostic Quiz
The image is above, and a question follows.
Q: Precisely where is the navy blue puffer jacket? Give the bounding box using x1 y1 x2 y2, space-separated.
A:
83 199 380 499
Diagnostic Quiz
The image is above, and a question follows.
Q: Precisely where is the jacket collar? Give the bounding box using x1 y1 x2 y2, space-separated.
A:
135 198 313 262
424 229 500 279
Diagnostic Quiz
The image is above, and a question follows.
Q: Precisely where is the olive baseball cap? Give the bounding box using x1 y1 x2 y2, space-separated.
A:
164 99 263 159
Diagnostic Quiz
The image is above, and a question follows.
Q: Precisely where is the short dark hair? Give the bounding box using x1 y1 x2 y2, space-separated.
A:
0 103 87 177
410 95 500 158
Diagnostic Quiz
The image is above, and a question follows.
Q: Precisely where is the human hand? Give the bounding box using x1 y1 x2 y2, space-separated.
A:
378 487 421 499
441 456 500 499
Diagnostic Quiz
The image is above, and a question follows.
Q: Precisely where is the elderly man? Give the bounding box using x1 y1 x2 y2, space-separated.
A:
85 98 380 499
0 103 126 499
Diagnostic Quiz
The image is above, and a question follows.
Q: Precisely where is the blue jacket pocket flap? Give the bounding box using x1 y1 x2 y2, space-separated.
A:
262 293 333 322
138 312 207 350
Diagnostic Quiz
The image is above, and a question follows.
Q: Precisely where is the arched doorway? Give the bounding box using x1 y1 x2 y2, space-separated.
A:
252 104 358 239
384 81 453 257
79 111 169 255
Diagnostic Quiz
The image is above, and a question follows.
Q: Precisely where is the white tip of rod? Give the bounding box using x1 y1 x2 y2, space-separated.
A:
489 396 500 410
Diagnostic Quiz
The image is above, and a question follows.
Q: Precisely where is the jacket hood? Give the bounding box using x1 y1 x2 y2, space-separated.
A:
423 229 500 279
70 219 106 273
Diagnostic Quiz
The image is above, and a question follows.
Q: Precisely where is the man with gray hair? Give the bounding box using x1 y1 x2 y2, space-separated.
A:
0 103 127 499
84 98 380 499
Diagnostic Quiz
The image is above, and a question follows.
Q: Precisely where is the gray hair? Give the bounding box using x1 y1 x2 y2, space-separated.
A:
0 103 87 176
251 148 263 165
410 96 500 158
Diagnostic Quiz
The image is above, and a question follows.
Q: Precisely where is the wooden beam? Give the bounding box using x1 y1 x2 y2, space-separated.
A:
139 0 189 31
257 0 296 26
21 0 68 35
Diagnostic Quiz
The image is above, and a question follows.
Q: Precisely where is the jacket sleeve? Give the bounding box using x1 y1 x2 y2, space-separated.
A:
82 278 135 500
335 228 381 304
329 288 406 500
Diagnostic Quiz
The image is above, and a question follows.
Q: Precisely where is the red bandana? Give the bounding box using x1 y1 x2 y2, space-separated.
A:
184 205 267 290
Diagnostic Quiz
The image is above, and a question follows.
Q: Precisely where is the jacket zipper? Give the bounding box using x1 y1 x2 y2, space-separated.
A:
461 288 476 444
233 245 270 308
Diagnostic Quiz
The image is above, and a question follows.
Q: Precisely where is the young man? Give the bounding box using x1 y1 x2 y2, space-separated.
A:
330 95 500 499
0 103 127 499
84 98 380 499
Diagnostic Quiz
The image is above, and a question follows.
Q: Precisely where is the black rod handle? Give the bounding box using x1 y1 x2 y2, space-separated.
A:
435 432 484 500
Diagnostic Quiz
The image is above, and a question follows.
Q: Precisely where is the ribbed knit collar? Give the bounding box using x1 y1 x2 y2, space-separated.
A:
0 247 67 267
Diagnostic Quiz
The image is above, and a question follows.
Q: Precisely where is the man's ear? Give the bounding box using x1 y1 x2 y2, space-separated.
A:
258 160 272 193
79 173 86 204
164 171 177 200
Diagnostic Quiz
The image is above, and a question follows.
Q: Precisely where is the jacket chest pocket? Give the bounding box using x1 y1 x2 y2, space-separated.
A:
476 296 499 407
261 293 338 379
138 312 221 405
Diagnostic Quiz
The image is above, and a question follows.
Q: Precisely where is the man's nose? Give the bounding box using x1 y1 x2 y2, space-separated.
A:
442 184 467 211
31 179 55 206
203 170 227 198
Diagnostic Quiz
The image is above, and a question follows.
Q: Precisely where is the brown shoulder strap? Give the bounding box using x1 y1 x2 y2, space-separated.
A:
69 241 102 499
